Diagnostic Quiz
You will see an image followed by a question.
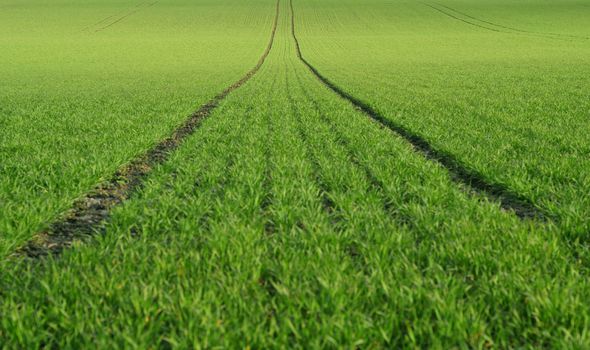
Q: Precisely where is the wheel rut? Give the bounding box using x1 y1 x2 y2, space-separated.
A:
17 0 555 259
17 0 280 259
421 2 586 42
430 2 589 41
289 0 545 221
81 1 159 33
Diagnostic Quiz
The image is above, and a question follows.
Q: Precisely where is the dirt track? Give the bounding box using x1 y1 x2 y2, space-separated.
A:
19 0 281 258
289 0 544 221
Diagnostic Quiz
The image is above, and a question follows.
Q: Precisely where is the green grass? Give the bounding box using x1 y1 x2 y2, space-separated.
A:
294 0 590 238
0 0 275 257
1 0 590 348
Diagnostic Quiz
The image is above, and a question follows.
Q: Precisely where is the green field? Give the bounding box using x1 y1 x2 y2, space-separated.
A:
1 0 589 347
0 0 275 257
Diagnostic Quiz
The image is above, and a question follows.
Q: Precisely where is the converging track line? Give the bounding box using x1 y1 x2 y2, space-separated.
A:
289 0 545 221
421 2 585 42
18 0 281 258
81 1 159 33
431 2 589 40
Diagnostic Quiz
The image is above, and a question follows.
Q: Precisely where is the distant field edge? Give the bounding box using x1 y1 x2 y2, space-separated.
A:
13 0 280 259
422 1 589 41
289 0 546 222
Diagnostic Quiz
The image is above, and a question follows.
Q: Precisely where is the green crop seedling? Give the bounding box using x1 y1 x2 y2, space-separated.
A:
1 0 589 347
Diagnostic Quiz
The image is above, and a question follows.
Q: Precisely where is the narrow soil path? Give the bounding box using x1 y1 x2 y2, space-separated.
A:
289 0 545 221
18 0 280 258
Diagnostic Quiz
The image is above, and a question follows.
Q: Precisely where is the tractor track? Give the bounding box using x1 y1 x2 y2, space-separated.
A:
421 2 582 42
432 2 589 40
289 0 545 221
421 2 506 34
81 1 158 33
17 0 280 259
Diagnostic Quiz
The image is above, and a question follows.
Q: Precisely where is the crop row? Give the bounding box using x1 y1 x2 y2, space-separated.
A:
0 0 276 257
2 2 590 346
293 0 590 238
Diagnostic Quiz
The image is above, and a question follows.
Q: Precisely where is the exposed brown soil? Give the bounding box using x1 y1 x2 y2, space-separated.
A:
19 0 280 259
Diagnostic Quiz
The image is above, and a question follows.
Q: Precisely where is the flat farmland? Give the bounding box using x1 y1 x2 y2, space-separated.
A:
295 0 590 237
0 0 275 256
1 0 589 348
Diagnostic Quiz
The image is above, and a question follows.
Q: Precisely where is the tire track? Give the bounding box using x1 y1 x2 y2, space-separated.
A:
292 69 412 229
421 2 506 34
80 1 156 33
94 1 159 33
421 2 582 42
289 0 545 221
17 0 280 259
432 2 589 40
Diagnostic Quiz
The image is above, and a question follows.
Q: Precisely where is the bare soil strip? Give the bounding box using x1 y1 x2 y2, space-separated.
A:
289 0 545 221
18 0 280 259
